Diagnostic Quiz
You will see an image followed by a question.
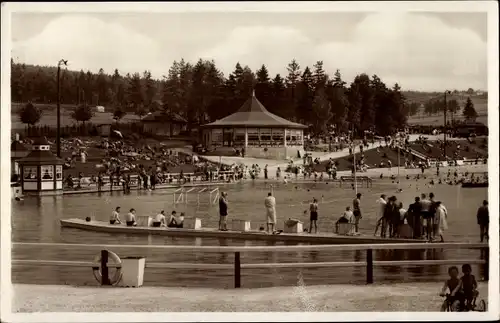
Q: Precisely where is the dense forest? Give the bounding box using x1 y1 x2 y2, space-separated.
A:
10 58 478 136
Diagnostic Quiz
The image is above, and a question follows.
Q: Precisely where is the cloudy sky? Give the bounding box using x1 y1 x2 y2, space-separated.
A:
10 9 489 92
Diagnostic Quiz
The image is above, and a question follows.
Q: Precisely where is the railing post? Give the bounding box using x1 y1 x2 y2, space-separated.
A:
483 247 489 281
101 249 111 285
366 249 373 284
234 252 241 288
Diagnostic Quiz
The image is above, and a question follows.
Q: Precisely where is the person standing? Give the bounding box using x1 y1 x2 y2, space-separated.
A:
476 200 489 242
352 193 362 234
408 196 422 238
264 192 277 234
218 192 228 231
264 165 268 180
420 193 432 240
434 201 448 242
309 198 319 234
374 194 387 236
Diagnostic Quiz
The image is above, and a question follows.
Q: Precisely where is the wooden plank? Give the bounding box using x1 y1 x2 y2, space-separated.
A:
13 241 487 253
373 259 486 266
241 261 365 269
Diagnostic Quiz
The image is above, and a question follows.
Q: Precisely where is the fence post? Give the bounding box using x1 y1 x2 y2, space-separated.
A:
101 249 111 285
484 247 489 281
366 249 373 284
234 252 241 288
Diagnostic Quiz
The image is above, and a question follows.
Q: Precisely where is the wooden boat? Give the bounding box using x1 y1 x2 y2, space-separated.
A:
461 182 488 188
60 218 420 244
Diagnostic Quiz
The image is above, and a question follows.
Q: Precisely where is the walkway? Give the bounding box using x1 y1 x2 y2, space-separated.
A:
12 282 488 312
201 134 476 174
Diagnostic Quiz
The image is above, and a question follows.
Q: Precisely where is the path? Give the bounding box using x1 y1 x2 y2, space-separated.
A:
201 134 485 176
12 282 488 312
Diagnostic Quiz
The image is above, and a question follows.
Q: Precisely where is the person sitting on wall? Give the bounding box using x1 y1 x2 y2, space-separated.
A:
125 208 137 227
167 211 184 228
152 210 166 227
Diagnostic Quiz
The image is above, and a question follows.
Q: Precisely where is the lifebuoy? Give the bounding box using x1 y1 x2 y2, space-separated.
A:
92 250 122 285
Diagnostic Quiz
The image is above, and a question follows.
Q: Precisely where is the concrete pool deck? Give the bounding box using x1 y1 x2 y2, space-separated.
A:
11 282 489 312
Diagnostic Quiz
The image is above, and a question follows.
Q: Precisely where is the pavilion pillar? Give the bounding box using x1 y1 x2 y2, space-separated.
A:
284 129 287 147
244 128 248 148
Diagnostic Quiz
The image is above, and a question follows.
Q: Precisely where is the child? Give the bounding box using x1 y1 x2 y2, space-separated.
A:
439 266 462 311
452 264 478 311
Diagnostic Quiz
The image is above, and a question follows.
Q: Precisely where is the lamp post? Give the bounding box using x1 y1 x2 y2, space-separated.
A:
56 59 68 158
443 90 451 162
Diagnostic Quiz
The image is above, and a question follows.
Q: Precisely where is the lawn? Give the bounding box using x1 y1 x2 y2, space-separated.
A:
10 102 140 130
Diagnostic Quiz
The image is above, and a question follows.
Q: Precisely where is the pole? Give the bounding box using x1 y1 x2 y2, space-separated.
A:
397 142 400 190
56 64 61 158
234 252 241 288
443 91 447 161
366 249 373 284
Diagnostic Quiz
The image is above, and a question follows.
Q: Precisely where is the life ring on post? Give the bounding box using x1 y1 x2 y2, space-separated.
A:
92 250 122 285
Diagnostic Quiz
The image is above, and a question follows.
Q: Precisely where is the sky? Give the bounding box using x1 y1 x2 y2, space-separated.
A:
10 10 489 92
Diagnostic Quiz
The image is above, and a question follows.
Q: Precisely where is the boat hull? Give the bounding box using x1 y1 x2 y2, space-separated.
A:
60 218 421 244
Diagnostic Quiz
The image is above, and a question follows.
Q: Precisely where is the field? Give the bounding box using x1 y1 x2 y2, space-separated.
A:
406 94 488 126
10 102 141 130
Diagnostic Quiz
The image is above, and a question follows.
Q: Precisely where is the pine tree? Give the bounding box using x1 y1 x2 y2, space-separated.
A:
462 97 478 121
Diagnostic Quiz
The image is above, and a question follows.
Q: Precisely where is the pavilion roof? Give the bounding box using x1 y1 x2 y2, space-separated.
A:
202 91 307 129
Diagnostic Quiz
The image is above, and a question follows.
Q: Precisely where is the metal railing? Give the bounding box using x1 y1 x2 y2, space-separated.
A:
12 242 489 288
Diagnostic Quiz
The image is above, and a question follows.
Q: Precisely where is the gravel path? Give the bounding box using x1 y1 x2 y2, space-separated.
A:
12 282 488 312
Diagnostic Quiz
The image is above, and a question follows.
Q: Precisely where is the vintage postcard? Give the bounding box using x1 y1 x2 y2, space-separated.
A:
1 1 498 322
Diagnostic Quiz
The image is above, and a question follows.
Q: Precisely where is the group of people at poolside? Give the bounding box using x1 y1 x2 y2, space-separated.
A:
372 192 449 241
106 190 489 242
109 206 185 228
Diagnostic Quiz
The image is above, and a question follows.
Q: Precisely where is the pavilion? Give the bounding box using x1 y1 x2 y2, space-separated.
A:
201 91 307 159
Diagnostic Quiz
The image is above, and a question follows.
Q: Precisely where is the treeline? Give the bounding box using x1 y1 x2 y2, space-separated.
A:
12 59 410 135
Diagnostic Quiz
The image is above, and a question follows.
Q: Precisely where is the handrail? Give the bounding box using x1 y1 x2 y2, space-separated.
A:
12 242 487 253
11 259 486 270
12 242 489 287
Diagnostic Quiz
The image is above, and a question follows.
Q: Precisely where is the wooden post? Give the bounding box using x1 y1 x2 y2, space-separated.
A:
101 249 111 285
234 252 241 288
484 247 489 281
366 249 373 284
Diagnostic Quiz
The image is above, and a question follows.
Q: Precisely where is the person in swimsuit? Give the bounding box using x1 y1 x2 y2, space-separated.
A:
352 193 362 234
110 206 122 225
309 198 319 234
125 208 137 226
440 266 462 311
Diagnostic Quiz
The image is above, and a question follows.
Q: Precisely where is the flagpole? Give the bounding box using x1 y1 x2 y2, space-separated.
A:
352 126 357 195
397 133 400 191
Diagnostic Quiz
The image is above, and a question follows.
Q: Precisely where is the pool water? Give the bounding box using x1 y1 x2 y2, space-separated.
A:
11 179 488 288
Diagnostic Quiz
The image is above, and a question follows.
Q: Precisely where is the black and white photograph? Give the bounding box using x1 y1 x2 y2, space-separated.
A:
1 1 498 321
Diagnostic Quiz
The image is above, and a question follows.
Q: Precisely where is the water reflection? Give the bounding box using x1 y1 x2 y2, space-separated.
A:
11 181 488 288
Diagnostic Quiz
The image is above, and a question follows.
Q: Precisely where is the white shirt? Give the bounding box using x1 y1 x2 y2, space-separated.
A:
110 211 120 221
376 198 386 218
264 196 276 209
343 210 354 223
399 208 407 221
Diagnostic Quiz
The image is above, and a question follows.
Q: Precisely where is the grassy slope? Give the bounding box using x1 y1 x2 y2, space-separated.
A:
313 140 488 171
